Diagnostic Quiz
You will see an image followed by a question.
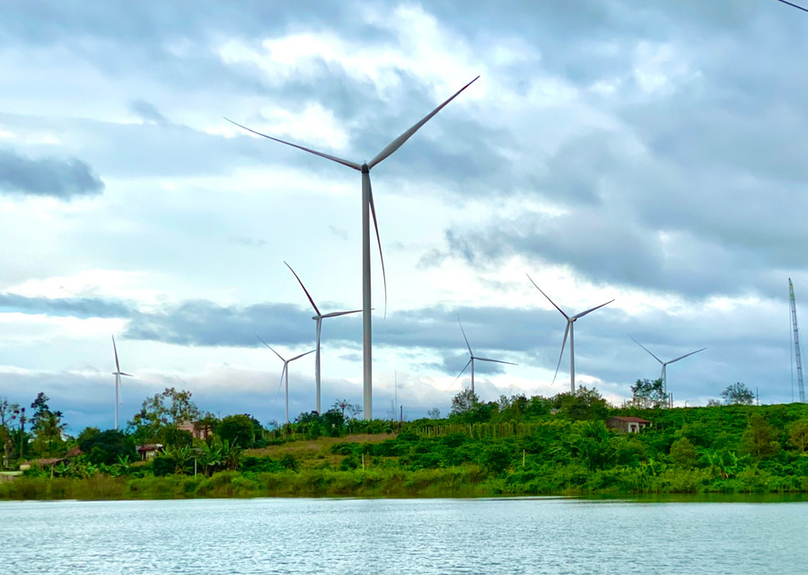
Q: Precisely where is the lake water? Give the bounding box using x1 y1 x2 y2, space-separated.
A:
0 497 805 574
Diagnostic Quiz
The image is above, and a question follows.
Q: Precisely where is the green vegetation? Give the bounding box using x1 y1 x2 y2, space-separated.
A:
2 387 807 500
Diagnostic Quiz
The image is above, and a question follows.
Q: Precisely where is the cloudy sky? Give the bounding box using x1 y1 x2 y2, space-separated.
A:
1 0 806 432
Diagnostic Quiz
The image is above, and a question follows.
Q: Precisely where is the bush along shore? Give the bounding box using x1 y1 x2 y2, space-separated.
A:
2 389 808 501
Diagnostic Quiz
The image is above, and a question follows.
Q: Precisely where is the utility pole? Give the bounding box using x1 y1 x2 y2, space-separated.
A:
18 407 25 462
789 278 805 403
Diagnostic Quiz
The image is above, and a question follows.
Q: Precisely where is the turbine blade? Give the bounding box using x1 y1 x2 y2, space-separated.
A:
277 365 287 393
289 349 316 362
256 333 285 362
368 76 480 169
456 358 472 381
457 315 473 355
552 322 571 384
573 299 614 320
667 347 707 365
476 357 518 366
526 274 569 319
629 333 663 364
120 372 134 377
367 181 388 318
112 335 121 373
284 261 321 316
224 118 362 171
322 309 362 318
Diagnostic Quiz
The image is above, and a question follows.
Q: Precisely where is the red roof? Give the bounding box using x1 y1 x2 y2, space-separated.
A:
610 416 651 424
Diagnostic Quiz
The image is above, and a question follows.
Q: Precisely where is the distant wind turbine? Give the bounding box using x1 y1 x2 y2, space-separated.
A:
629 334 706 400
256 334 315 424
527 275 614 394
227 76 479 420
456 315 517 395
285 261 361 414
111 335 133 431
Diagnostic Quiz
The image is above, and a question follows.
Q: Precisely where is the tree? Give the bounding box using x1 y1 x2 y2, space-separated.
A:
552 387 610 421
0 398 20 427
26 393 67 457
79 429 137 466
788 419 808 453
129 387 200 443
32 411 67 457
29 392 49 428
215 414 255 448
630 378 669 409
669 437 697 468
721 382 755 405
0 398 20 467
450 389 479 416
332 399 362 420
427 407 441 420
741 414 780 459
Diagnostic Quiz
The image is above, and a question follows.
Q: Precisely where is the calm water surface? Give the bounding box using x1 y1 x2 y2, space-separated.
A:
1 497 805 574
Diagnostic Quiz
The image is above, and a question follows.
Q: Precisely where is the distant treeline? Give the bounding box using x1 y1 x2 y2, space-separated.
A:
2 387 808 500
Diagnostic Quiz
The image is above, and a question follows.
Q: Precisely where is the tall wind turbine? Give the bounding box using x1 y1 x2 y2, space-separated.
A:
456 316 517 395
629 334 706 400
527 275 613 394
111 335 133 431
285 261 361 414
227 76 479 420
256 335 315 424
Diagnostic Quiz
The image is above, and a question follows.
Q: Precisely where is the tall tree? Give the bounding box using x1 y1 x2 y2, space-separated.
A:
630 378 669 409
721 382 755 405
129 387 200 443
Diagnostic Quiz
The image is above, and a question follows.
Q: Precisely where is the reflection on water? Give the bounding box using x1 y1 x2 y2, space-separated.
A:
1 497 805 574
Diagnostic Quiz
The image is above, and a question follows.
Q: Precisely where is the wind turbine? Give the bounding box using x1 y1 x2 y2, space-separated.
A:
111 335 133 431
285 261 361 414
527 275 613 394
629 334 706 400
256 334 315 424
227 76 479 420
456 316 517 395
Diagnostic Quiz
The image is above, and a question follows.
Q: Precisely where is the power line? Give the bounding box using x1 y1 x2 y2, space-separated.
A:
774 0 808 13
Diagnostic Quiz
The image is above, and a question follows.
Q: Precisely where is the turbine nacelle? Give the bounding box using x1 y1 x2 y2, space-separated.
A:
527 273 613 392
629 333 706 399
455 315 517 394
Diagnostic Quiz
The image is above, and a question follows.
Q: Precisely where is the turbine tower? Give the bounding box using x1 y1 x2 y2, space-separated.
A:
227 76 479 420
456 315 517 395
629 334 706 402
111 335 133 431
257 335 315 424
789 278 805 403
528 275 613 393
285 261 361 413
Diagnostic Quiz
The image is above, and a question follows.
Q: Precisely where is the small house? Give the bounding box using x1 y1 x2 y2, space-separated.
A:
136 444 164 461
606 416 651 433
19 445 83 471
178 420 213 441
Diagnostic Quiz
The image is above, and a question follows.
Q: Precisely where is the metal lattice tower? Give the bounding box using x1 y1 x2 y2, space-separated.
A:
789 278 805 403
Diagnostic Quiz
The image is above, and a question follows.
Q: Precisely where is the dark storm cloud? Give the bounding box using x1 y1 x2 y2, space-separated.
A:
2 289 797 404
0 293 130 318
0 150 104 199
125 301 319 347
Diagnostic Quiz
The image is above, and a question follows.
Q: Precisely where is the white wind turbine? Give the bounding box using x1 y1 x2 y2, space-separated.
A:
527 275 614 394
285 261 361 414
111 335 133 431
629 334 706 400
456 316 517 395
256 334 315 424
227 76 479 420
